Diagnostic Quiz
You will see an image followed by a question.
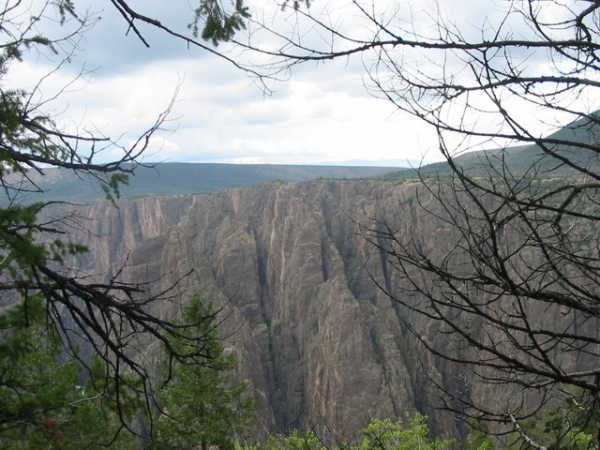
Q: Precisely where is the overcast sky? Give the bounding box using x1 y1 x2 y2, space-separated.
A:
7 0 582 167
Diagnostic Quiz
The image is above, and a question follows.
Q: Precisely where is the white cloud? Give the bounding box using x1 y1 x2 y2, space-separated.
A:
5 0 579 168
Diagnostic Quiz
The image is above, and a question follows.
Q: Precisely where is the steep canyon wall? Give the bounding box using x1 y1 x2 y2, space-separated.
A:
50 179 466 441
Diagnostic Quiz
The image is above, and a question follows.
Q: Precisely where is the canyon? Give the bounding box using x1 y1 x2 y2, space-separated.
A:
48 177 470 442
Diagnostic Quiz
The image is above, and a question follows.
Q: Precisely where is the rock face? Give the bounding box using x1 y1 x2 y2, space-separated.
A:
52 180 465 442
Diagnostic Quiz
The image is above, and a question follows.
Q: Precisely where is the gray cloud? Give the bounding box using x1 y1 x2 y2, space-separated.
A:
10 0 558 167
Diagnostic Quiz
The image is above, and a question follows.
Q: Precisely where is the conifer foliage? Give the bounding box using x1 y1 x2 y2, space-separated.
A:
153 296 255 450
0 0 254 447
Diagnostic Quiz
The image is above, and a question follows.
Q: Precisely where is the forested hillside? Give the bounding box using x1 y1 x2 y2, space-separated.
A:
5 163 401 205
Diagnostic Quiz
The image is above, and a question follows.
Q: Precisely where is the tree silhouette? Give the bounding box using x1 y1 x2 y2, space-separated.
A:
229 0 600 446
0 0 255 443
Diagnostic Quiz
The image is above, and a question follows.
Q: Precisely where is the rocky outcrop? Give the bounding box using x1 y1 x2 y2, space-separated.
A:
50 180 466 442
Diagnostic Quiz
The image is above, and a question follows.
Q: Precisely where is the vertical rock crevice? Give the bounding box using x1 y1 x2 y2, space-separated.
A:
52 180 468 443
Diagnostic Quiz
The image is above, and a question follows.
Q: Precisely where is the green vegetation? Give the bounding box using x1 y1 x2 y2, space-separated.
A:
0 296 137 449
357 415 454 450
244 415 454 450
0 294 253 448
0 1 264 447
152 295 255 450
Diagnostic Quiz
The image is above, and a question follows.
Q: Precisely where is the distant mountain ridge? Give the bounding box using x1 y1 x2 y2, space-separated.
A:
9 112 600 205
382 112 600 180
9 163 402 204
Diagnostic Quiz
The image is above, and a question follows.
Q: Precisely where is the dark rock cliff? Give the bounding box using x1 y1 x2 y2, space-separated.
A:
49 180 465 442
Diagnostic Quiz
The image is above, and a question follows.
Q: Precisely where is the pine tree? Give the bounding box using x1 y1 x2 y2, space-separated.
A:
0 1 256 441
0 296 138 449
153 295 255 450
